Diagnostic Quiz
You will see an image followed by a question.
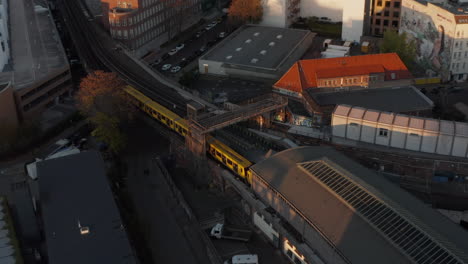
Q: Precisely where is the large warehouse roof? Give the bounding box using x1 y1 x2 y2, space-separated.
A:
201 25 312 70
37 151 136 264
307 86 433 112
251 146 468 264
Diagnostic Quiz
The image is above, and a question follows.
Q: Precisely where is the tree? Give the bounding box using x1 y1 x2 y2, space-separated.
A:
380 30 417 69
228 0 263 25
76 70 133 153
90 112 127 153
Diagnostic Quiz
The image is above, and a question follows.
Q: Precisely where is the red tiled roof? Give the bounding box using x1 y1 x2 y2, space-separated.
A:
274 53 412 93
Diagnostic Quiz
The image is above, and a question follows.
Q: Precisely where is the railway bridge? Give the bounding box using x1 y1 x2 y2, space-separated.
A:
187 94 288 155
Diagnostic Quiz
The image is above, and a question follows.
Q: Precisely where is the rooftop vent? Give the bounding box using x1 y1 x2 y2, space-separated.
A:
260 50 267 55
269 42 275 47
251 58 258 63
245 39 252 43
236 47 242 52
254 32 260 36
276 34 283 39
226 55 233 60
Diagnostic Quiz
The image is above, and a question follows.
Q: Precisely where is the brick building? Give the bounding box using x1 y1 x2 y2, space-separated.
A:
272 53 419 125
370 0 401 36
101 0 202 50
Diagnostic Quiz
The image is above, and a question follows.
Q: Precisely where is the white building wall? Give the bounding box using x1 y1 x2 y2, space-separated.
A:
436 134 453 155
421 131 438 153
331 115 347 137
360 121 376 143
390 126 407 149
451 136 468 157
0 0 9 72
300 0 344 22
198 59 226 76
375 125 392 146
345 119 362 141
341 0 366 42
261 0 287 28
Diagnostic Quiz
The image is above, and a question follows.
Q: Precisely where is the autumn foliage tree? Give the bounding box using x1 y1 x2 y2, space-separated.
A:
76 70 133 153
228 0 263 25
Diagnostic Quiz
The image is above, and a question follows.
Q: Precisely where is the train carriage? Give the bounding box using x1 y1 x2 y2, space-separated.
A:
124 85 252 183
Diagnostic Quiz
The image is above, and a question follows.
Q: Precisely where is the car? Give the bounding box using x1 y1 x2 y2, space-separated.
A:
161 64 172 71
218 32 226 38
171 66 181 73
195 31 203 38
168 49 178 56
216 17 222 23
176 43 185 50
205 24 214 30
199 46 207 52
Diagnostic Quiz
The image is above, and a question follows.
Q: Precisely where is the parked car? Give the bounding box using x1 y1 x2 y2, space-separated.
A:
168 49 178 56
199 46 207 52
176 43 185 50
218 32 226 38
161 64 172 71
195 31 203 38
205 24 215 30
171 66 181 73
152 58 162 65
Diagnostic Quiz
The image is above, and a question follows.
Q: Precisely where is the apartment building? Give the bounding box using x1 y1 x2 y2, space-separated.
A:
101 0 202 50
400 0 468 81
370 0 401 36
0 0 71 127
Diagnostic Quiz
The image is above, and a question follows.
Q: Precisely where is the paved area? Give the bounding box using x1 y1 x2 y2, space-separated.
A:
9 0 67 88
193 76 273 103
124 120 210 264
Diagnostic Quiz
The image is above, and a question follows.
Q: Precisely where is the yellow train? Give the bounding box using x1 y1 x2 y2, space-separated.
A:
124 86 253 184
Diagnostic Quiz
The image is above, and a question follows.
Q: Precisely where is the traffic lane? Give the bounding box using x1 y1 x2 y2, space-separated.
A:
157 21 229 70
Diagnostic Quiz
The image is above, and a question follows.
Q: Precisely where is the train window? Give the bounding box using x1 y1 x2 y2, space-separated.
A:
233 164 238 172
215 150 221 157
161 116 166 121
240 168 244 174
227 159 232 165
169 120 173 126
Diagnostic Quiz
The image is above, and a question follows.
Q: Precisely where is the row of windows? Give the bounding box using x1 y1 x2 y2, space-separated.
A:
110 4 164 27
375 10 399 18
376 0 400 8
23 79 71 112
20 71 70 101
320 76 379 87
451 62 468 71
453 41 468 50
349 125 420 138
111 21 165 40
375 19 399 27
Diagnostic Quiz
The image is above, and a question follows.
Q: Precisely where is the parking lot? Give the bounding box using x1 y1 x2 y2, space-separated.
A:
147 16 233 76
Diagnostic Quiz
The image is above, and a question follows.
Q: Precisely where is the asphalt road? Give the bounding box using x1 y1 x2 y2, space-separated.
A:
154 18 231 75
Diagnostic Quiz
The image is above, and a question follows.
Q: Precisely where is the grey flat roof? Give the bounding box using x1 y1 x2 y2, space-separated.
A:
9 0 68 89
201 25 312 70
307 86 433 112
251 146 468 264
37 151 136 264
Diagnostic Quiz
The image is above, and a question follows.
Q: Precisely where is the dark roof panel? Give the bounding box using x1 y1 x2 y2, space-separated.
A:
37 151 136 264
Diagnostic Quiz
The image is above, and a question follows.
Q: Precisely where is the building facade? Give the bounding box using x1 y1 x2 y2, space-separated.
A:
370 0 401 36
261 0 301 28
249 146 468 264
400 0 468 81
0 0 72 127
102 0 202 50
332 104 468 158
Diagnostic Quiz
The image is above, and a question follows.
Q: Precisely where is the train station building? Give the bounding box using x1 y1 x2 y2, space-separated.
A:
247 146 468 264
198 25 314 80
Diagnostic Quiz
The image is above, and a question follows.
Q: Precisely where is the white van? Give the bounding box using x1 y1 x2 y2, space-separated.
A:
224 254 258 264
